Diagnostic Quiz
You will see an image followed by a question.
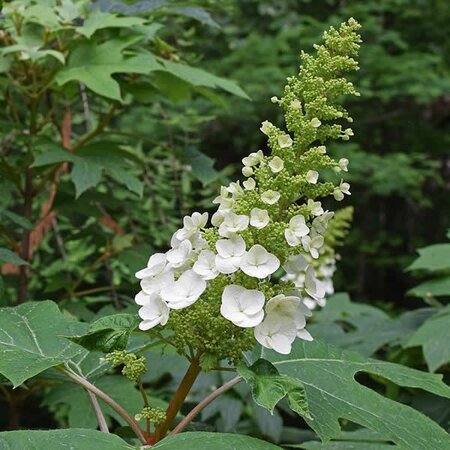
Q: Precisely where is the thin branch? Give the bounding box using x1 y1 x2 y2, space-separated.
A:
138 380 151 439
170 376 243 436
60 367 147 445
86 390 109 433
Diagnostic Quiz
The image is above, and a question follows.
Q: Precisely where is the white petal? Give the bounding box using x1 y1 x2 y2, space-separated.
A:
215 255 241 274
238 289 265 314
285 229 301 247
215 236 246 258
135 253 167 279
297 328 313 341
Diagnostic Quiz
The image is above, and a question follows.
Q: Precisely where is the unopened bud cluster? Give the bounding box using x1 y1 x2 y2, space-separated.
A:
135 407 166 424
103 350 146 382
135 18 361 359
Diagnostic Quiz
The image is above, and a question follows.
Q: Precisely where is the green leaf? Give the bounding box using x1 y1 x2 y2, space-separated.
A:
289 429 397 449
167 6 220 29
0 54 12 73
71 141 143 197
406 305 450 372
161 60 250 99
406 243 450 272
77 9 147 38
152 432 282 449
264 340 450 449
69 313 139 352
109 166 143 196
32 141 143 197
0 429 134 450
184 147 220 185
408 276 450 298
32 147 78 167
22 5 62 30
71 158 103 198
239 359 310 419
0 209 32 229
0 248 28 266
0 301 85 387
55 38 161 100
310 293 433 356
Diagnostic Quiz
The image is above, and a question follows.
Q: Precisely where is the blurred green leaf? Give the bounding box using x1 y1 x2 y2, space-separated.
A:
160 60 249 99
408 276 450 298
0 248 28 266
55 38 161 100
406 244 450 272
406 305 450 372
184 147 220 185
77 9 147 38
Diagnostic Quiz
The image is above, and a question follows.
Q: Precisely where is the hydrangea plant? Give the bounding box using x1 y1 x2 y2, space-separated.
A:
135 18 361 359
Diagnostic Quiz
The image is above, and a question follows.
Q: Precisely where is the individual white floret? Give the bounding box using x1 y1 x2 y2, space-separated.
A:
160 269 206 309
240 244 280 279
284 215 310 247
218 212 249 237
138 294 169 330
268 156 284 173
254 313 297 354
277 134 293 148
193 249 218 280
166 239 193 268
220 285 265 328
261 190 281 205
215 235 246 274
135 253 167 279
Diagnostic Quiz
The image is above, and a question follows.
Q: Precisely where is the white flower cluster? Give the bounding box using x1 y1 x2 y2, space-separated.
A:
134 146 342 354
133 17 359 359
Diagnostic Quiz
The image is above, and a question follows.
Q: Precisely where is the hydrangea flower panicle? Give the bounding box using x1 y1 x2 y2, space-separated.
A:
134 18 361 360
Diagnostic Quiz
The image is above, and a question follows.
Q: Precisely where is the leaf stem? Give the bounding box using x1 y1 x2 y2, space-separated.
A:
86 390 109 433
138 379 151 439
60 367 146 444
170 375 242 436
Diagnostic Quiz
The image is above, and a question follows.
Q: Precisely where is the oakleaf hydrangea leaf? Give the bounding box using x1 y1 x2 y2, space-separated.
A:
77 9 147 38
152 432 282 449
0 248 28 266
69 313 139 352
55 38 161 100
0 301 86 387
264 340 450 449
0 429 134 450
406 243 450 272
406 305 450 372
239 358 311 419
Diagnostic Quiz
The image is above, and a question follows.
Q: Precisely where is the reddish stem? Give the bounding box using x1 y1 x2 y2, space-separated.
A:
155 355 202 441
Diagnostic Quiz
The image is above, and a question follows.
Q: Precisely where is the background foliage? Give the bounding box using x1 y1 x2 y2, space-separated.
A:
0 0 449 448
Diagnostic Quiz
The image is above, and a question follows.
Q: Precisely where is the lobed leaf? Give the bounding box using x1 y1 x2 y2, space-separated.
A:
0 429 134 450
0 248 28 266
69 313 139 352
263 340 450 449
406 243 450 272
406 305 450 372
0 301 86 387
152 432 282 449
238 359 311 419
